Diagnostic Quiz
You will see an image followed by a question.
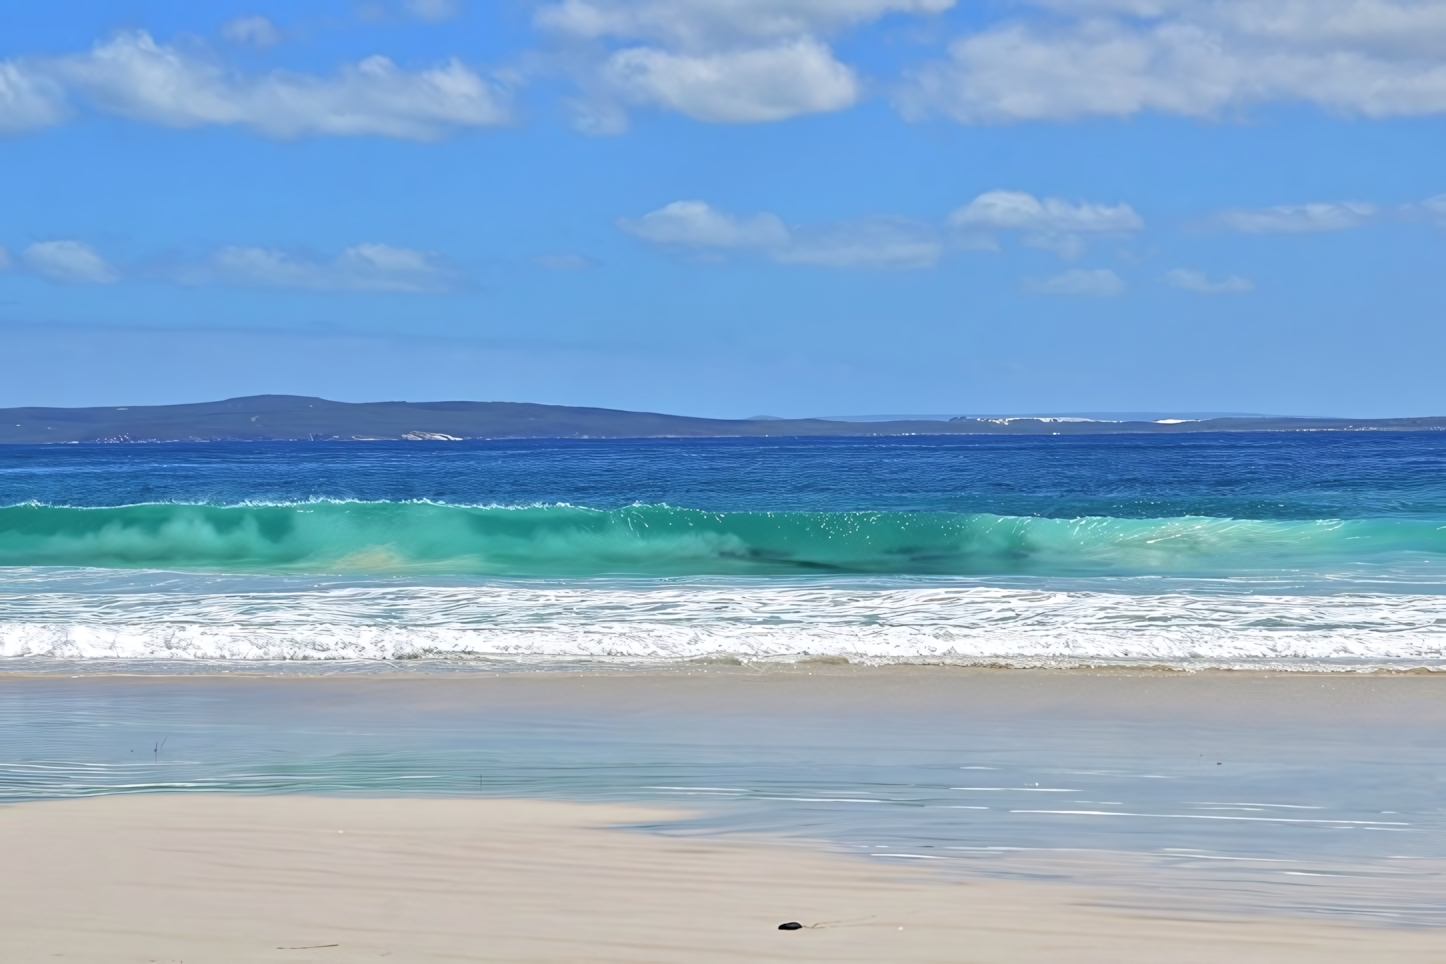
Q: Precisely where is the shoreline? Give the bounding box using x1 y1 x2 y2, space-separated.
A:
2 793 1442 963
5 667 1444 934
5 655 1446 677
5 661 1446 723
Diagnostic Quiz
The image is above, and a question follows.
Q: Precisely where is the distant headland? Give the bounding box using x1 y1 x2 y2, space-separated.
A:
0 396 1442 443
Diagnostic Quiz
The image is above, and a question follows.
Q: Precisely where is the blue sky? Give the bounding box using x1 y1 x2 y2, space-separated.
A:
2 0 1444 417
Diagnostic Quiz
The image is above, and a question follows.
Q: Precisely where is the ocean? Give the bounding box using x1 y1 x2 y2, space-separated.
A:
3 431 1445 923
1 432 1444 666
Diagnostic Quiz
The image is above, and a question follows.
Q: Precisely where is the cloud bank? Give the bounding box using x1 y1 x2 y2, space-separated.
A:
13 3 1446 136
1 31 510 140
907 0 1446 122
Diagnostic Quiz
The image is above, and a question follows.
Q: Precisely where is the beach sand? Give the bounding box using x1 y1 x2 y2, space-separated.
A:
0 792 1439 963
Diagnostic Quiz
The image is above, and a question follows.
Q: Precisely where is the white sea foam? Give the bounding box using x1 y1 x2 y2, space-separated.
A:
2 584 1444 667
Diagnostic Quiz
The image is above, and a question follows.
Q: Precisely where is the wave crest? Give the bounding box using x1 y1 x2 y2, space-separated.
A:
1 502 1445 577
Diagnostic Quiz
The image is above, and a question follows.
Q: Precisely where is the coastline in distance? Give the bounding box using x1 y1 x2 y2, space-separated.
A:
1 395 1444 443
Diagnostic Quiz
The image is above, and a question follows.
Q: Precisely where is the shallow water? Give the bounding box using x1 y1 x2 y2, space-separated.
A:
2 668 1442 924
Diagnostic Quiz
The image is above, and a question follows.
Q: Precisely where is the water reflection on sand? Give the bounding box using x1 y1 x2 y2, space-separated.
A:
1 664 1443 924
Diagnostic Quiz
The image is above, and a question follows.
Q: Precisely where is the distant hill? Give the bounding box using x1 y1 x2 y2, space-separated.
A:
0 395 1443 443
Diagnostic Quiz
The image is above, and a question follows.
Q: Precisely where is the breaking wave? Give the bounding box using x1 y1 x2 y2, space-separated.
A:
2 501 1446 578
2 582 1445 666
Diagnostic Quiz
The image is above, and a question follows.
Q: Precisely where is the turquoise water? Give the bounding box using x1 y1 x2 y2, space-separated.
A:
2 434 1446 664
4 501 1445 578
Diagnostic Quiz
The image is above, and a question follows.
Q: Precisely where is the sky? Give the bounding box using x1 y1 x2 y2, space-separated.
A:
1 1 1445 417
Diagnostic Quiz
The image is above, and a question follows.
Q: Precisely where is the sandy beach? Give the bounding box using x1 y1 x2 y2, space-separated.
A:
0 791 1440 963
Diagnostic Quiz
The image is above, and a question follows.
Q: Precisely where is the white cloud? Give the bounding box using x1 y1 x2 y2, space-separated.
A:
0 61 68 134
184 243 459 292
619 200 940 269
773 219 941 269
1414 193 1446 221
619 200 790 247
23 241 120 284
539 1 951 127
55 31 509 140
906 1 1446 122
221 16 282 48
0 246 11 271
1215 201 1377 233
949 190 1142 258
406 0 463 22
1027 267 1126 296
950 190 1142 233
602 38 859 123
7 237 460 291
1165 268 1254 294
536 0 954 48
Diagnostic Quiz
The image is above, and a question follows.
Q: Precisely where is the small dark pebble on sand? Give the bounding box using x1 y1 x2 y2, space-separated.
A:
778 922 803 930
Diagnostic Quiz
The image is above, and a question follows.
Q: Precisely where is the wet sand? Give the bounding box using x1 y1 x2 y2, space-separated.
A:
0 792 1440 963
9 661 1446 728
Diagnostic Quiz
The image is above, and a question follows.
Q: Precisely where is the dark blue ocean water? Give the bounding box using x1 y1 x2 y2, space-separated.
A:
3 433 1444 518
